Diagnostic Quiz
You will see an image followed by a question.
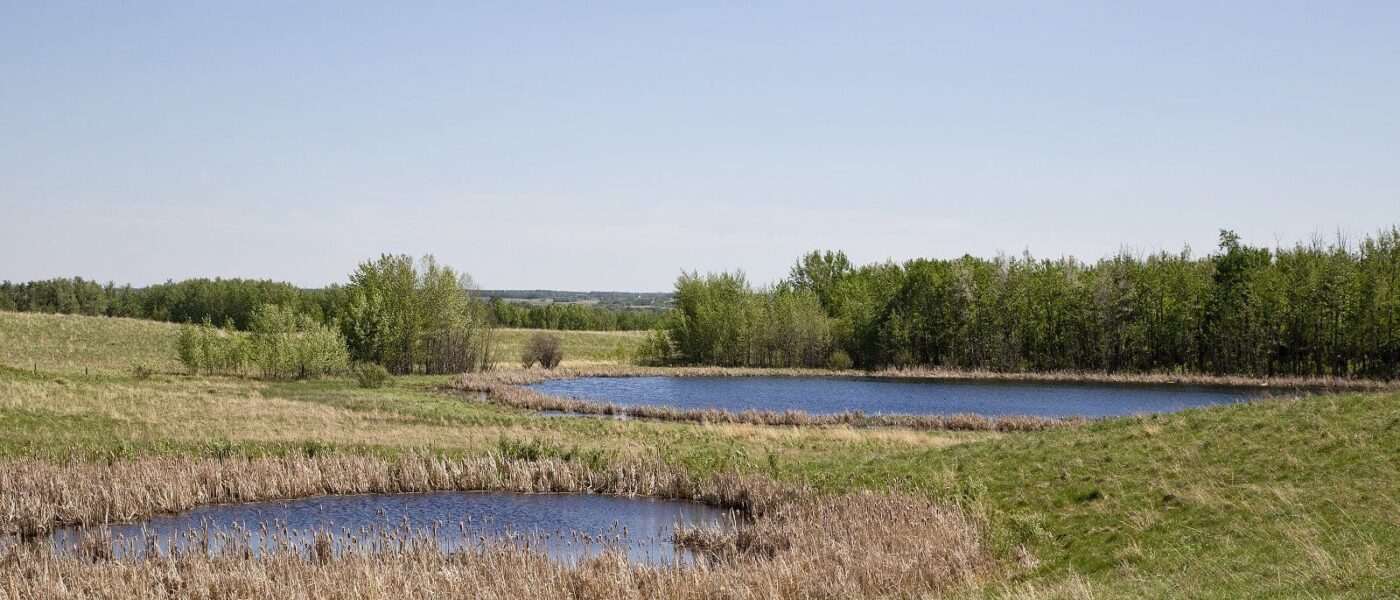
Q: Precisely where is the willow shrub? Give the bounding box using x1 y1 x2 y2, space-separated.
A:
176 304 348 379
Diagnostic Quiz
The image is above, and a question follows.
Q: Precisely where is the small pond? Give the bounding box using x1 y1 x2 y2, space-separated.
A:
528 376 1270 418
44 492 730 565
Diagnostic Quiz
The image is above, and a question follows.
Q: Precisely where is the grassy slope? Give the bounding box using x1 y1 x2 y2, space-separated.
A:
3 312 1397 597
0 311 183 374
782 393 1400 598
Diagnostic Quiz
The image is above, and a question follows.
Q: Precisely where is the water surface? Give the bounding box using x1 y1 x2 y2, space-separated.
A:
529 376 1265 418
46 491 729 565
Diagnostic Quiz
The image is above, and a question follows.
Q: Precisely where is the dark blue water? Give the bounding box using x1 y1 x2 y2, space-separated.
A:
46 492 730 565
528 376 1265 418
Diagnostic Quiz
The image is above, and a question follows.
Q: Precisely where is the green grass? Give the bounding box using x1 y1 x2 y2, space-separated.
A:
0 311 183 374
0 311 646 374
2 312 1397 597
490 327 647 364
767 393 1400 598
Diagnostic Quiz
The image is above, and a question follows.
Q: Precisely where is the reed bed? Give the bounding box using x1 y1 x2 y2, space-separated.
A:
0 454 799 538
0 456 997 599
0 492 994 598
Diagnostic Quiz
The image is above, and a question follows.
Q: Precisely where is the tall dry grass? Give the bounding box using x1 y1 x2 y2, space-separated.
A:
0 454 798 538
0 455 998 599
0 493 994 598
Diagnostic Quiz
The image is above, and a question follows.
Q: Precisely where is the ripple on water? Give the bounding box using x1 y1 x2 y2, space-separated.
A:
39 492 733 565
527 376 1269 418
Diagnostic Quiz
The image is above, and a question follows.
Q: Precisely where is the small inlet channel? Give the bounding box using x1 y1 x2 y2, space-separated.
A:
39 492 732 565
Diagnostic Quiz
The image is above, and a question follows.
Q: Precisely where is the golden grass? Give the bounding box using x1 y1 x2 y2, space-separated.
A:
0 454 801 536
0 456 997 599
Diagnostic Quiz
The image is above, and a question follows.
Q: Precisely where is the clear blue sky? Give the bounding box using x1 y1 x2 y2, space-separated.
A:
2 2 1397 290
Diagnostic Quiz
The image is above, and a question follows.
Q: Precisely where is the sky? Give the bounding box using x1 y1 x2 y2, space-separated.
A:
2 2 1397 291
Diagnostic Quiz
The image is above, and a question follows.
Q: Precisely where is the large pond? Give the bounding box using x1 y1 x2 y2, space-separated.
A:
45 492 730 565
528 376 1269 418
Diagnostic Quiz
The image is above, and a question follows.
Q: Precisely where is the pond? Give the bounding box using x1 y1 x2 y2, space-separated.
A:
527 376 1269 418
45 492 731 565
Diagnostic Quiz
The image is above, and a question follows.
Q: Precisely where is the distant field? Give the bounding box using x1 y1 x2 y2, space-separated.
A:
0 311 183 374
490 327 647 365
0 312 645 374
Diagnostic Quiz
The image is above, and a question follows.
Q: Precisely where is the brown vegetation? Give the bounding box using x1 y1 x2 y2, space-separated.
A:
521 331 565 369
0 454 797 538
0 455 997 599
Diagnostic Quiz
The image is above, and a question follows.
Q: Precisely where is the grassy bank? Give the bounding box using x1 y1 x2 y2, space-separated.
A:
3 313 1398 597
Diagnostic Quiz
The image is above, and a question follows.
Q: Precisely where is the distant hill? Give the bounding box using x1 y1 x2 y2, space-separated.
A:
477 290 673 312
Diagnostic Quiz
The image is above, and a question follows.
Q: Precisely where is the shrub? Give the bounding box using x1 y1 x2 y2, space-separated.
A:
521 332 564 369
633 329 674 366
353 363 391 389
131 362 154 380
827 349 854 371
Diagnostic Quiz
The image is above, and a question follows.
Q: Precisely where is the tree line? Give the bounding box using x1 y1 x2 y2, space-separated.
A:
0 277 333 329
487 299 663 331
658 228 1400 379
162 254 492 377
0 277 650 334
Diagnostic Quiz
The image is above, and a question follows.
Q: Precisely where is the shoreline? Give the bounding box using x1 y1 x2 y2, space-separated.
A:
449 365 1393 433
459 364 1398 390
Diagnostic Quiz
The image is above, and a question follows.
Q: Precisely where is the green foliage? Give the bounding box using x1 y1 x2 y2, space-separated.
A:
175 305 347 379
827 349 854 370
0 277 316 329
487 299 663 331
340 254 493 375
667 271 834 367
633 329 675 365
665 227 1400 377
352 362 391 389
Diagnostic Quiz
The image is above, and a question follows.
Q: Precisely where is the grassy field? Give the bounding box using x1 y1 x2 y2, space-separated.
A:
2 312 1398 597
490 327 647 364
0 311 183 374
0 312 647 375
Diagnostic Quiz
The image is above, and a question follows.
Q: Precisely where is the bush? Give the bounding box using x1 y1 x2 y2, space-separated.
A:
175 304 349 379
131 362 154 380
521 332 564 369
353 363 391 389
827 349 854 371
633 329 674 366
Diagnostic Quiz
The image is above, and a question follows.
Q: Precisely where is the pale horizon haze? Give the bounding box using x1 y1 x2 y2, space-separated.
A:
2 2 1397 290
